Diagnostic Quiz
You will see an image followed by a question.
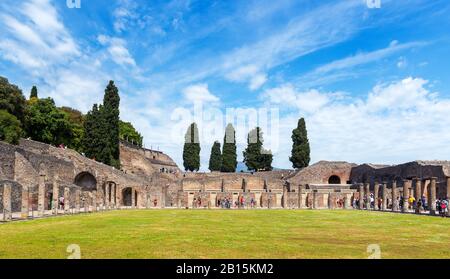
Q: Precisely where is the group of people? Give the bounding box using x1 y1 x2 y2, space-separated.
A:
216 196 257 209
352 193 449 217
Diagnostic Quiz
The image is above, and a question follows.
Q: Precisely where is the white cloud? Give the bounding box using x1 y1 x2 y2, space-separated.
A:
225 65 267 90
97 35 136 67
313 41 425 75
183 84 220 103
266 77 450 168
262 84 334 113
0 0 79 70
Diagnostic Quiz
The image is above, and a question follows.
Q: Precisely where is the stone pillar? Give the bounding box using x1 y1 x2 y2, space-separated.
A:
131 188 136 208
161 186 167 209
105 183 110 210
374 183 380 210
312 192 318 209
413 178 421 213
359 184 364 210
344 194 351 209
92 190 97 212
21 185 29 219
364 183 370 210
64 187 70 214
392 180 397 211
52 179 59 215
298 185 303 209
3 182 12 221
402 180 410 213
447 177 450 217
429 177 437 215
38 172 46 216
446 177 450 200
381 182 387 211
282 184 288 209
328 192 333 209
75 189 81 213
243 179 247 193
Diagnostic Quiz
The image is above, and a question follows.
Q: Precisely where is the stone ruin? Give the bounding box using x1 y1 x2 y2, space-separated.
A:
1 139 450 221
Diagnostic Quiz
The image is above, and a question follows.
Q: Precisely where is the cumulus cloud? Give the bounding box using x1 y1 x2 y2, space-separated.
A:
182 84 220 103
97 35 136 67
0 0 79 70
265 77 450 168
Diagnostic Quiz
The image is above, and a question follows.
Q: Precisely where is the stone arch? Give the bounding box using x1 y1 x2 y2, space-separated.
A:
122 187 133 206
328 175 341 184
74 172 97 191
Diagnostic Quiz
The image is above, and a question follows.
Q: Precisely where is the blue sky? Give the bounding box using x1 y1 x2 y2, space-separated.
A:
1 0 450 170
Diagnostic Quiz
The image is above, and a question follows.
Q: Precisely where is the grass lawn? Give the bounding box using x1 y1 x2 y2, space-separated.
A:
0 209 449 259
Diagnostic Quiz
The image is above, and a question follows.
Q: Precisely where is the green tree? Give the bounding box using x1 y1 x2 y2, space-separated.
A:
82 104 109 162
243 127 273 172
24 98 73 146
0 110 22 144
60 106 84 152
102 81 121 168
221 123 237 172
0 76 26 122
30 86 38 99
208 141 222 172
119 120 143 147
290 118 310 169
183 122 201 172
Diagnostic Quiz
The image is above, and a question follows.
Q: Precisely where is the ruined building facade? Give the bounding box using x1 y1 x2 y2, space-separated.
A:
1 139 450 220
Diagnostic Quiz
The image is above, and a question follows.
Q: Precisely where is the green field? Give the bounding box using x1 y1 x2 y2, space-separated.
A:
0 210 449 259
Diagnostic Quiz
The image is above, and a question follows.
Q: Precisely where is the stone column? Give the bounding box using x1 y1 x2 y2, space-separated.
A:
392 180 397 211
52 179 59 215
446 177 450 199
161 186 167 209
21 185 29 219
345 193 351 209
429 177 437 215
105 183 110 210
38 172 46 216
402 180 410 213
92 190 97 212
312 192 318 209
359 184 364 210
374 183 380 210
282 184 288 209
75 189 81 213
365 183 370 210
64 187 70 214
3 182 12 221
131 188 136 208
413 178 421 213
298 185 303 209
381 182 387 211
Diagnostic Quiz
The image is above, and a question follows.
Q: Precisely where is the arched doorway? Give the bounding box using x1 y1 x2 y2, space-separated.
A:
328 175 341 184
74 172 97 191
122 188 132 206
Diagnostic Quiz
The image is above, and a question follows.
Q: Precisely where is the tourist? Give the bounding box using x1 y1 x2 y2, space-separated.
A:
417 199 422 213
441 198 449 217
59 196 65 210
153 199 157 207
408 196 415 210
436 199 442 215
421 195 427 210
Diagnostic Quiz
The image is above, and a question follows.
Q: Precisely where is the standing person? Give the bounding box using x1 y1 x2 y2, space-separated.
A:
59 196 65 210
440 199 448 217
421 195 427 211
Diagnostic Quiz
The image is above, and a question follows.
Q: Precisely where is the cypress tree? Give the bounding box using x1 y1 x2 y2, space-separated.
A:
183 122 201 172
221 123 237 172
30 86 38 99
208 141 222 172
102 81 121 168
290 118 310 169
243 127 273 172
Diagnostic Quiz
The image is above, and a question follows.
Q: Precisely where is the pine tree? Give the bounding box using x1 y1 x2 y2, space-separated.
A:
243 127 273 172
208 141 222 172
102 81 121 168
183 123 201 172
221 123 237 172
30 86 38 99
290 118 310 169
